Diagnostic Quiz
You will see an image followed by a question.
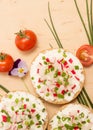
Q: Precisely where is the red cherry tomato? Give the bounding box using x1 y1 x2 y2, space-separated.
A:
76 44 93 67
0 53 14 72
15 30 37 51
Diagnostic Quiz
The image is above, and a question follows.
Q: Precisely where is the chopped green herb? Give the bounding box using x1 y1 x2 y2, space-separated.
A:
8 94 13 99
15 98 19 104
58 94 64 99
75 65 79 70
38 121 42 125
62 117 66 121
42 108 45 112
68 93 71 96
11 106 14 111
57 79 62 85
82 121 86 124
51 66 55 71
62 72 66 77
45 69 50 74
57 116 61 120
28 115 32 119
58 49 61 53
43 80 47 85
37 126 41 128
30 120 34 126
64 124 74 129
46 93 50 96
27 109 30 112
36 114 40 120
25 121 30 126
7 116 11 122
64 81 69 87
54 69 58 78
26 98 29 102
32 104 36 108
42 56 46 60
79 112 85 118
1 109 10 117
61 59 65 64
44 61 47 65
63 52 67 57
54 87 59 93
18 125 23 129
31 77 34 80
37 85 41 89
21 97 24 101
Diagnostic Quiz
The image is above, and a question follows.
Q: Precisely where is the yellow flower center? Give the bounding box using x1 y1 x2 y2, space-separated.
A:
18 68 24 73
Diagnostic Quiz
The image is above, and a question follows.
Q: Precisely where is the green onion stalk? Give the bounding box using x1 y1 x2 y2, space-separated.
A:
74 0 93 46
45 2 93 108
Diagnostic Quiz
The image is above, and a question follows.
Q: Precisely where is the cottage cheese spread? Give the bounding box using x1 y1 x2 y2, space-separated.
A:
48 104 93 130
0 91 48 130
30 49 84 104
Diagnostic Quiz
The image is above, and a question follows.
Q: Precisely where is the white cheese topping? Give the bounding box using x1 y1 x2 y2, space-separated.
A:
49 104 93 130
30 49 84 104
0 91 47 130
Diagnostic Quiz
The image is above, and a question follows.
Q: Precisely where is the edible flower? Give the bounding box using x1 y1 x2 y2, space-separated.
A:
9 59 28 77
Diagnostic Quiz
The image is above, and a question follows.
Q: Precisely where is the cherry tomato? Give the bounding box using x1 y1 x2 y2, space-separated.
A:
76 44 93 67
0 53 14 72
15 30 37 51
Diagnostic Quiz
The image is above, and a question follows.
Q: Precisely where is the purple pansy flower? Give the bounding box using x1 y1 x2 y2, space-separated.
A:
9 59 28 77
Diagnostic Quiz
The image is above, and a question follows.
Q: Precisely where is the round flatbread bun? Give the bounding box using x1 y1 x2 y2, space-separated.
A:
48 103 93 130
0 91 48 130
30 48 85 104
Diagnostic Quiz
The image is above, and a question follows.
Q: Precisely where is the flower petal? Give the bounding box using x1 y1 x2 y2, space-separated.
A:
10 69 18 76
17 72 26 77
14 59 21 68
18 61 28 71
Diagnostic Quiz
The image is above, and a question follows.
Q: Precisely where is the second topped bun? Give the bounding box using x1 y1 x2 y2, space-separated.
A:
30 49 85 104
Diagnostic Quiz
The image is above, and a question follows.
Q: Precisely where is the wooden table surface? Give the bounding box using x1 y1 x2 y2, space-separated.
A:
0 0 93 120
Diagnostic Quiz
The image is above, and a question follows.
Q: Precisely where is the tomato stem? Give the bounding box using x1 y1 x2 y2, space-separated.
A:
15 30 27 38
0 53 6 60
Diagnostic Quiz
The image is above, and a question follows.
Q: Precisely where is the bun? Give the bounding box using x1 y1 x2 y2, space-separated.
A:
30 48 85 104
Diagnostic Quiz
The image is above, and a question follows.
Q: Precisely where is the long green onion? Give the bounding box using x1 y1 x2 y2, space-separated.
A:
45 2 63 48
74 0 93 45
45 2 93 108
0 84 10 93
90 0 93 40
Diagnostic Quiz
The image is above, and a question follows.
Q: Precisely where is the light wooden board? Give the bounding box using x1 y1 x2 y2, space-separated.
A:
0 0 93 120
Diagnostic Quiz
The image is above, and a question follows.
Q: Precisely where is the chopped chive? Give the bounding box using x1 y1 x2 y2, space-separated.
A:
31 77 34 80
11 106 14 111
26 98 29 102
75 65 79 70
42 56 46 60
46 93 50 96
15 98 19 104
37 85 41 89
36 114 40 120
62 72 66 77
42 108 45 112
44 61 47 65
32 104 36 108
58 94 64 99
18 125 23 129
8 94 13 99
